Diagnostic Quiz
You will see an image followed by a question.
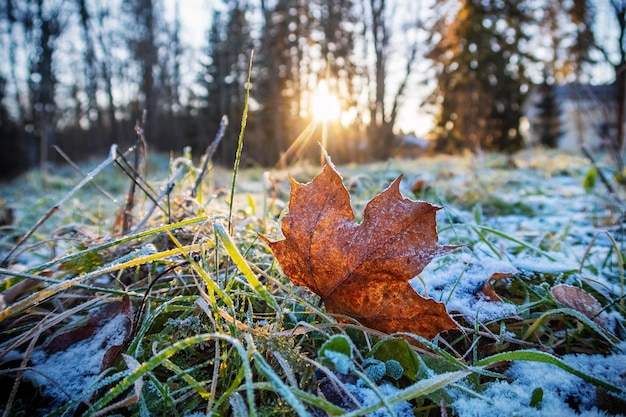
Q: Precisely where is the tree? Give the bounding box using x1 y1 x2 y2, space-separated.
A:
362 0 423 159
76 0 101 134
611 1 626 156
428 0 532 153
594 1 626 160
124 0 161 144
200 1 253 163
28 0 64 173
254 0 311 165
0 74 26 178
250 0 358 164
428 0 600 154
310 0 359 161
537 0 596 83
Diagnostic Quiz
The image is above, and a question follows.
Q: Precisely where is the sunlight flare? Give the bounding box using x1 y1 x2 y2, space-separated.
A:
311 79 341 122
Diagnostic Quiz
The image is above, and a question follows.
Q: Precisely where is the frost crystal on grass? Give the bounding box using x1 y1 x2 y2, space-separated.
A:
452 344 626 417
345 381 414 417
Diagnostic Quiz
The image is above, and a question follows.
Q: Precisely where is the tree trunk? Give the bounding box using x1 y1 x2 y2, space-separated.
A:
368 0 388 159
31 0 60 176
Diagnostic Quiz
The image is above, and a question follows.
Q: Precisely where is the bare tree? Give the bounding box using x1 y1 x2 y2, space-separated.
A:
125 0 160 144
91 1 119 147
29 0 63 174
76 0 100 128
364 0 422 159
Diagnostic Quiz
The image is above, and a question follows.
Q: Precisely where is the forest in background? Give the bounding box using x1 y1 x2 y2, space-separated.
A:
0 0 624 179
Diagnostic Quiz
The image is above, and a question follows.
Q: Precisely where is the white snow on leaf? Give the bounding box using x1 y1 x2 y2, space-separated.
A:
26 312 129 410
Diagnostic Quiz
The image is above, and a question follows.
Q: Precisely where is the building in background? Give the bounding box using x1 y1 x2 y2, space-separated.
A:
522 83 618 153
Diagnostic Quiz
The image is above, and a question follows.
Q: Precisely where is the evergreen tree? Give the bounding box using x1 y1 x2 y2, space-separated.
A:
200 1 253 163
428 0 530 153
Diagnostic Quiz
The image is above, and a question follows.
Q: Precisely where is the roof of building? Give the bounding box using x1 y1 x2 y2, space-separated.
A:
553 82 616 101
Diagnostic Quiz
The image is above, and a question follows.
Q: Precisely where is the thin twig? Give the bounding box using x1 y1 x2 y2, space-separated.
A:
192 115 228 198
53 145 120 206
114 151 161 210
121 121 146 234
132 157 193 232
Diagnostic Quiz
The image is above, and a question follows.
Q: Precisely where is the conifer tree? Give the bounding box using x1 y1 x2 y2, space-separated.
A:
428 0 530 153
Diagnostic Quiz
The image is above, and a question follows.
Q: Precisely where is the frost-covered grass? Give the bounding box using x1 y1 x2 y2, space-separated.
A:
0 148 624 416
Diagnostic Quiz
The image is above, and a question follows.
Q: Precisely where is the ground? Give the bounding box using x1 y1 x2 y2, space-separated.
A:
0 148 624 416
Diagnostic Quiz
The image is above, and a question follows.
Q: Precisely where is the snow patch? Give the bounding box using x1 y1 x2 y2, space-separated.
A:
513 255 579 274
414 252 518 322
26 313 129 409
344 381 414 416
452 345 626 417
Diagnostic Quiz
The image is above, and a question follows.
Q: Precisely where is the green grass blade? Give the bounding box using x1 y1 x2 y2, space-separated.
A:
254 383 346 415
522 307 619 346
471 224 559 262
213 222 280 313
252 351 309 416
165 229 231 309
474 350 622 394
26 215 223 274
85 333 255 417
342 370 472 417
161 357 211 398
228 51 253 228
0 250 180 322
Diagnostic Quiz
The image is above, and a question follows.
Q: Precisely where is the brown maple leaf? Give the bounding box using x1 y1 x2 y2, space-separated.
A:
262 157 460 339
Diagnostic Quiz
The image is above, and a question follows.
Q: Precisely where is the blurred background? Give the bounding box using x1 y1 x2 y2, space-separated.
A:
0 0 621 179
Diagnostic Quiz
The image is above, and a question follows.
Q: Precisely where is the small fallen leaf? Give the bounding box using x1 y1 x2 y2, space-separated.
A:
410 178 430 194
45 297 133 371
479 272 514 302
262 156 460 338
551 284 606 326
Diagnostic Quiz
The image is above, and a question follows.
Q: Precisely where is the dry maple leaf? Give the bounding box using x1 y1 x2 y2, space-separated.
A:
262 157 460 339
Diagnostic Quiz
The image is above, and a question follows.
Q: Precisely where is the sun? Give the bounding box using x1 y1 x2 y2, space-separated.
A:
311 79 341 122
